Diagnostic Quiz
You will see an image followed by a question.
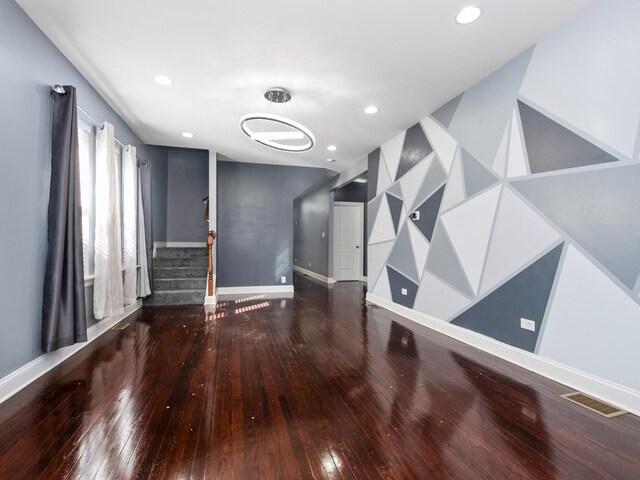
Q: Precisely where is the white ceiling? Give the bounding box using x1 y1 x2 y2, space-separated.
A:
18 0 591 171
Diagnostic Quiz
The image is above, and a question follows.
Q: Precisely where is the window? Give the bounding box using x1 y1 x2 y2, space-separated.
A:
78 123 95 277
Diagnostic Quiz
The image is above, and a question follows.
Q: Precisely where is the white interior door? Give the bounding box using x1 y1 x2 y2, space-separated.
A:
333 203 363 281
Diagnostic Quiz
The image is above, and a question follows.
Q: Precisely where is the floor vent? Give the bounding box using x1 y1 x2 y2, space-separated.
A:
111 322 130 331
561 392 627 418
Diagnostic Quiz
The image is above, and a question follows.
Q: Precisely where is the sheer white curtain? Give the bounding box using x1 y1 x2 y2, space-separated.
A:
137 174 151 297
94 122 124 319
122 146 138 305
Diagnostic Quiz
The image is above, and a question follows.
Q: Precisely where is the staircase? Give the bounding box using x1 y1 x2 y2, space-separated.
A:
144 247 208 306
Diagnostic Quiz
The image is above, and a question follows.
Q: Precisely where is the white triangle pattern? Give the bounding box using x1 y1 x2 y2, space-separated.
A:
440 148 465 213
368 240 395 290
441 185 502 295
421 116 458 173
400 155 434 213
479 187 562 294
376 151 393 194
381 131 405 182
369 194 396 245
538 246 640 391
506 107 529 178
407 221 430 279
413 271 473 321
492 122 510 178
372 266 392 299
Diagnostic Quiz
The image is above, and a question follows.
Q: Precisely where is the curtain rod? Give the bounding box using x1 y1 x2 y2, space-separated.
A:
52 84 148 167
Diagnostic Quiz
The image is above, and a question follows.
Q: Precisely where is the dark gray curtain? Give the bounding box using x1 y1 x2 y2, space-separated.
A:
139 161 153 289
42 85 87 352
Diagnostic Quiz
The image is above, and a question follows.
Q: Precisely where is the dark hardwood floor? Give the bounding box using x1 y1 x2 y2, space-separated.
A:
1 274 639 479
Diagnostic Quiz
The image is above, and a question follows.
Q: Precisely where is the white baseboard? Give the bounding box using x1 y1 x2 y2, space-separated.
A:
0 301 142 405
366 293 640 417
293 265 336 284
217 285 294 295
361 276 368 283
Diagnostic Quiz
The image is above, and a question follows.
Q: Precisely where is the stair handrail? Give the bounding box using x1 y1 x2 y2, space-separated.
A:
207 230 216 297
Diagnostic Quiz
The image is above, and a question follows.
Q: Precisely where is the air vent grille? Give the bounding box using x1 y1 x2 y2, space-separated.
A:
561 392 627 418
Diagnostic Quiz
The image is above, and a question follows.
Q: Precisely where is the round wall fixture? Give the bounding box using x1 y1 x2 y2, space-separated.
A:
240 113 315 152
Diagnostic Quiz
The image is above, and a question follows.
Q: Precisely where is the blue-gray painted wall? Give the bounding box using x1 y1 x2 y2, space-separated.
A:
166 148 209 242
217 160 331 287
0 1 166 378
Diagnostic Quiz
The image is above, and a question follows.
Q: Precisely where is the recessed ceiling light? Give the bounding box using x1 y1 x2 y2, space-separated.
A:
326 158 336 162
182 132 194 138
456 6 482 24
154 75 173 86
327 145 337 151
353 178 368 183
365 106 379 114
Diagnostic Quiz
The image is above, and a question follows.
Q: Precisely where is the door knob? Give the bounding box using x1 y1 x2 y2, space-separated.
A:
356 246 360 249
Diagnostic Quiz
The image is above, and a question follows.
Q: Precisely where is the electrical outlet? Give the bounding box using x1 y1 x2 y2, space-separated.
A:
520 318 536 332
411 211 420 221
401 288 408 296
309 262 312 267
281 276 287 284
322 232 326 238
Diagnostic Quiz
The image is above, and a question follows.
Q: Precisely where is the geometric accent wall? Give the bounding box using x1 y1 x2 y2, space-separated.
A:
367 2 640 393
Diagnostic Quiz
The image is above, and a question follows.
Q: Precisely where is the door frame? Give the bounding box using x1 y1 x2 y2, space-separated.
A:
332 201 364 282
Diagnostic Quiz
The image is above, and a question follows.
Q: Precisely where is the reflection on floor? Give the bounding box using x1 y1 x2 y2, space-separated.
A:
0 273 639 479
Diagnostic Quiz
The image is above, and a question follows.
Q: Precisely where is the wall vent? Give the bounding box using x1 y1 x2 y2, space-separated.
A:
111 322 130 331
561 392 627 418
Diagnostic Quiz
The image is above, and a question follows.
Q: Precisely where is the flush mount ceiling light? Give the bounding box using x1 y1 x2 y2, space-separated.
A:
456 6 482 24
154 75 173 86
240 88 315 153
327 145 337 151
182 132 194 138
364 106 379 114
326 158 336 163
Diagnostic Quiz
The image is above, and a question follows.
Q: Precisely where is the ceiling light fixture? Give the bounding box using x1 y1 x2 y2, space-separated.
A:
365 106 379 114
240 88 315 153
327 145 337 151
182 132 194 138
326 158 336 163
154 75 173 86
456 6 482 24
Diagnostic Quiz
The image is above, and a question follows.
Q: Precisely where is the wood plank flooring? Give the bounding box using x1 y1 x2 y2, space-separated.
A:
0 273 639 479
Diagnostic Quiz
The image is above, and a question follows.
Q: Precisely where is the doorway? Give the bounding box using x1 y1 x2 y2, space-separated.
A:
333 202 364 281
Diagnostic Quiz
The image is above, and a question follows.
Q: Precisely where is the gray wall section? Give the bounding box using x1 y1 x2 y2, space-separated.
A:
218 161 331 287
166 148 209 242
294 178 334 277
0 1 166 378
151 147 169 242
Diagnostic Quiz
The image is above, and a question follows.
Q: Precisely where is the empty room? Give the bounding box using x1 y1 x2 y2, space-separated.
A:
1 0 639 478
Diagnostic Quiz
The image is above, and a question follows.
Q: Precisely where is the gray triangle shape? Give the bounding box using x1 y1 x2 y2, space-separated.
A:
387 266 420 309
367 148 381 201
518 101 618 174
367 195 384 242
412 185 445 242
451 244 564 352
432 94 463 129
512 164 640 289
425 221 474 298
396 123 434 181
461 148 498 197
387 181 404 200
387 224 420 284
411 158 447 212
387 193 404 234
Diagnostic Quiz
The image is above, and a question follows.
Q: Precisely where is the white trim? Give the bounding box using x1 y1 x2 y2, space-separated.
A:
84 274 95 287
204 274 217 306
361 276 368 283
217 285 294 295
0 301 142 405
154 241 207 249
294 265 336 284
366 293 640 417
